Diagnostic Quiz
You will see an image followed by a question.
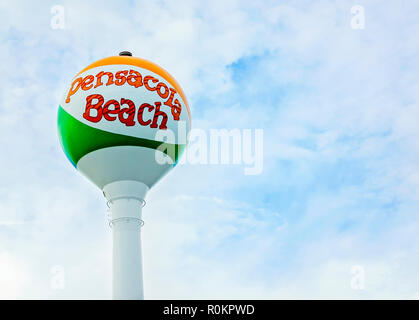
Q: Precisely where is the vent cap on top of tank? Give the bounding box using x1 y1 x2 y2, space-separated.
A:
119 51 132 56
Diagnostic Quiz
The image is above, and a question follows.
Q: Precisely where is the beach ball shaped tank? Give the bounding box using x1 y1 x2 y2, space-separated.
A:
57 53 191 189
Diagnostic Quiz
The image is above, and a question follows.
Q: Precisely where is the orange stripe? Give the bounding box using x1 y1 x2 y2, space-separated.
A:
75 56 191 121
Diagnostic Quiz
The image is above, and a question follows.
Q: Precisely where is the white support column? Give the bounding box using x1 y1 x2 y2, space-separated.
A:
103 180 149 300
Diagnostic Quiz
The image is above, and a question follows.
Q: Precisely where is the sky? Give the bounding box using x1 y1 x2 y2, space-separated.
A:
0 0 419 299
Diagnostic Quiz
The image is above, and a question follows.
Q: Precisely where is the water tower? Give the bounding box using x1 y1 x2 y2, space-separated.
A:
57 52 191 299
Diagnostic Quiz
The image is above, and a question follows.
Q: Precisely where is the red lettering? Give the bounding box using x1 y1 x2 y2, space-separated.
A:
81 94 172 130
118 98 136 126
83 94 104 122
95 71 114 88
156 82 169 99
137 103 154 126
81 75 94 90
150 102 168 130
144 76 158 91
65 77 82 103
103 99 120 121
171 99 182 121
163 87 176 108
127 70 143 88
114 70 128 86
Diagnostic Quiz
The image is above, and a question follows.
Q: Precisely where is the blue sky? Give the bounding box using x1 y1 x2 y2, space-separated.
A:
0 0 419 299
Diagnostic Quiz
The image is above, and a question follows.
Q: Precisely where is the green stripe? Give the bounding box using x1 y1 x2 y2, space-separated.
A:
57 106 184 167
